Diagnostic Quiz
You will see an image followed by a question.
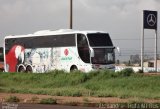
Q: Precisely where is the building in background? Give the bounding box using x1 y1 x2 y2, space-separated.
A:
144 60 160 68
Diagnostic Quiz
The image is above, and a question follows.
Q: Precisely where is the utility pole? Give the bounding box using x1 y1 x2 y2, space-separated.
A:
70 0 73 29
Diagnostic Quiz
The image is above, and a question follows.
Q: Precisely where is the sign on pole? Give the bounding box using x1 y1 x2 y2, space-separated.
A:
141 10 158 72
143 10 157 30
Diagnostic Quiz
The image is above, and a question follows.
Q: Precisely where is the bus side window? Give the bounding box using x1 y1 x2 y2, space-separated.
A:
0 47 3 61
77 34 90 63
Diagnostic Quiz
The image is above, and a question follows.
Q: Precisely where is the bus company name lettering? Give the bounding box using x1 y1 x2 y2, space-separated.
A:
61 57 72 61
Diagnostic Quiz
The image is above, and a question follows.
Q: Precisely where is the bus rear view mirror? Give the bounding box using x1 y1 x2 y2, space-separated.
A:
116 47 121 56
90 47 94 57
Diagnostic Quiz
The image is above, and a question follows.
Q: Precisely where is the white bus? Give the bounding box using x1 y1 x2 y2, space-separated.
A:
4 29 115 73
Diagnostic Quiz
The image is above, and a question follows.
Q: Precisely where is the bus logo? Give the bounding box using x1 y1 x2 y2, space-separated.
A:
64 49 69 56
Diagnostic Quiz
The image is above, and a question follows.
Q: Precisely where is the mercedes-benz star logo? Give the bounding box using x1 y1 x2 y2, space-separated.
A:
147 14 156 26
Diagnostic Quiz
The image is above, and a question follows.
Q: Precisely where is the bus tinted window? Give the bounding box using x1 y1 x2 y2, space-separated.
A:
77 34 90 63
87 33 113 47
0 47 3 61
5 34 75 53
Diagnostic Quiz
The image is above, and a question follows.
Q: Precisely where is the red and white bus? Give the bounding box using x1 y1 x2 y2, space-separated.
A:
4 29 115 73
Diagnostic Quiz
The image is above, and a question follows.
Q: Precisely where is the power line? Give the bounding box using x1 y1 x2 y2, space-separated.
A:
115 54 160 57
112 37 160 40
119 50 160 52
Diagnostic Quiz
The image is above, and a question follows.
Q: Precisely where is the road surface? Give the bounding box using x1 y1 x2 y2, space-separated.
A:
0 103 99 109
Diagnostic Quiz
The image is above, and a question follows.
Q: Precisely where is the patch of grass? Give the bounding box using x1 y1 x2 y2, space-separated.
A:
0 69 160 99
116 68 134 77
5 96 20 103
40 98 57 104
64 101 79 106
49 87 88 97
8 88 19 93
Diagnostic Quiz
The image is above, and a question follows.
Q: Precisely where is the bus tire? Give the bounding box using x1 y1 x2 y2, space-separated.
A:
70 65 78 71
17 65 26 72
26 65 33 73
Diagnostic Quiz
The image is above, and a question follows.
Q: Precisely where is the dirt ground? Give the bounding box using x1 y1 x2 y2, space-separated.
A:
0 93 160 105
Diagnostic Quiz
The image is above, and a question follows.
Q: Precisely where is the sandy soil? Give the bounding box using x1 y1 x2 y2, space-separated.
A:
0 93 160 105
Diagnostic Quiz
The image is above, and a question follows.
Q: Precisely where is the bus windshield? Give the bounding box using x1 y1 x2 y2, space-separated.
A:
87 33 115 64
87 33 113 47
91 48 115 64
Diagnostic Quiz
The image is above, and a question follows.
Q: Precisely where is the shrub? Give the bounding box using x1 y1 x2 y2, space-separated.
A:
5 96 20 102
137 69 144 73
118 68 134 77
40 98 57 104
87 70 100 78
8 88 18 93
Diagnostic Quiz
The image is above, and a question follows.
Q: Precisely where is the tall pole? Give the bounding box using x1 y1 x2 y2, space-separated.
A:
155 29 157 72
70 0 73 29
141 28 144 72
141 11 144 72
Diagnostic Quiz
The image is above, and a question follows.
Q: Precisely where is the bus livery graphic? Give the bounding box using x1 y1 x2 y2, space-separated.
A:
5 45 25 72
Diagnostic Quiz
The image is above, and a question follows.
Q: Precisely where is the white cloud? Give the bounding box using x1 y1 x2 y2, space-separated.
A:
137 0 160 11
0 0 160 60
0 1 26 20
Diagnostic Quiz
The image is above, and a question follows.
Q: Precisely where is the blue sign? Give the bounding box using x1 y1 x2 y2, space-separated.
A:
143 10 157 30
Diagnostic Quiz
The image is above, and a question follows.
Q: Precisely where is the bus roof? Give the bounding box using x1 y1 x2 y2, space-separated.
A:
4 29 107 39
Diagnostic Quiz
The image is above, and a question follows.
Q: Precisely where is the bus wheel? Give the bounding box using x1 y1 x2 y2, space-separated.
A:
26 65 33 73
70 65 78 72
18 66 25 72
